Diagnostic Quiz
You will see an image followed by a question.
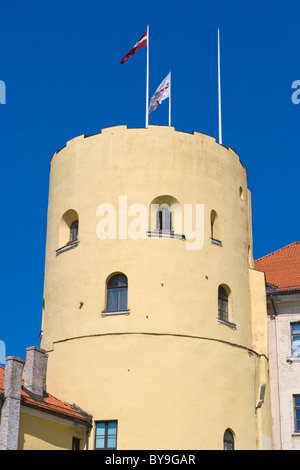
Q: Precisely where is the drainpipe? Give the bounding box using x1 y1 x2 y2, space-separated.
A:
270 294 278 317
270 293 283 450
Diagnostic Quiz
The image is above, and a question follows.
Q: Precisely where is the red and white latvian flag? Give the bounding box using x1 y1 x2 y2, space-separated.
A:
120 30 148 64
148 72 170 114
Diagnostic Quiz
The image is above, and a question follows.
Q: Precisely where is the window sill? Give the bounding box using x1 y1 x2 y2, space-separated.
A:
101 309 130 317
146 231 186 241
56 241 79 256
286 356 300 363
217 318 237 330
210 238 222 247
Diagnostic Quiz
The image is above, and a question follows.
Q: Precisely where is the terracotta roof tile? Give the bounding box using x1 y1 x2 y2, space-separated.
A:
255 242 300 292
0 365 91 425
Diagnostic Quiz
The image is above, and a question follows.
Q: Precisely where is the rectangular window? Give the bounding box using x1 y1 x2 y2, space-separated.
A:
291 323 300 356
95 421 117 450
72 437 81 450
294 395 300 432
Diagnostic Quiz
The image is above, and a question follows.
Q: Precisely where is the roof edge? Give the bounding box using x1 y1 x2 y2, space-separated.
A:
255 242 300 263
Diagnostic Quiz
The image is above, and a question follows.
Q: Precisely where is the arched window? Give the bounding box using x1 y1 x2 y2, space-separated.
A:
210 210 222 246
218 285 228 322
223 429 234 450
156 207 172 232
70 220 79 242
210 210 217 239
148 195 184 240
107 274 128 312
57 209 79 255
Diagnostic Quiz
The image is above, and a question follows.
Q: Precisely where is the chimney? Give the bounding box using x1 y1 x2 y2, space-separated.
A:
0 355 25 450
24 346 48 399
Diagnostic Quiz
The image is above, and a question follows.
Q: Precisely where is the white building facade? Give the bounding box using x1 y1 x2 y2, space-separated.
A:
256 242 300 450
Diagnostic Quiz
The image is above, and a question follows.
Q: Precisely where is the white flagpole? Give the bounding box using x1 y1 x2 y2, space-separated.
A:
146 24 149 128
169 70 171 126
218 28 222 145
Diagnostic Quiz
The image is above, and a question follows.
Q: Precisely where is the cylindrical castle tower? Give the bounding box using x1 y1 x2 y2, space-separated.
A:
40 125 272 450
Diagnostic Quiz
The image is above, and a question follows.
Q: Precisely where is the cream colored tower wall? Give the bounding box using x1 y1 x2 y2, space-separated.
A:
45 335 263 450
41 126 271 449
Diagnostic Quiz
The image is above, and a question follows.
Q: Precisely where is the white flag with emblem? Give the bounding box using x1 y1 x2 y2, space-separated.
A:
148 72 171 114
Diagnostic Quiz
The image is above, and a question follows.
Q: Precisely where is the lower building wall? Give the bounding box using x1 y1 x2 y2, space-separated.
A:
18 408 88 450
45 334 272 450
268 299 300 450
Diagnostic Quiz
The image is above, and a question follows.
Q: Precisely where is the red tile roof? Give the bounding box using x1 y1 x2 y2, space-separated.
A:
0 365 91 426
255 242 300 292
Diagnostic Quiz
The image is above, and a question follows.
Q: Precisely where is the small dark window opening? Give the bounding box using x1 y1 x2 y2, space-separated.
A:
70 220 79 242
107 274 128 312
158 210 163 230
218 286 228 322
72 437 81 450
224 429 234 450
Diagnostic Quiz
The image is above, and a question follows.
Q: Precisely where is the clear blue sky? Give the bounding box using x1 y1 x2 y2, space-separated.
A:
0 0 299 360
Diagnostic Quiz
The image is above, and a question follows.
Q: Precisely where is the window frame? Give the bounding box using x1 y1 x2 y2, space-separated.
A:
294 395 300 433
102 274 130 317
69 220 79 243
291 323 300 357
107 274 128 311
147 197 185 241
217 285 236 330
223 428 234 450
57 210 79 255
218 286 229 322
94 420 118 450
156 207 173 232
